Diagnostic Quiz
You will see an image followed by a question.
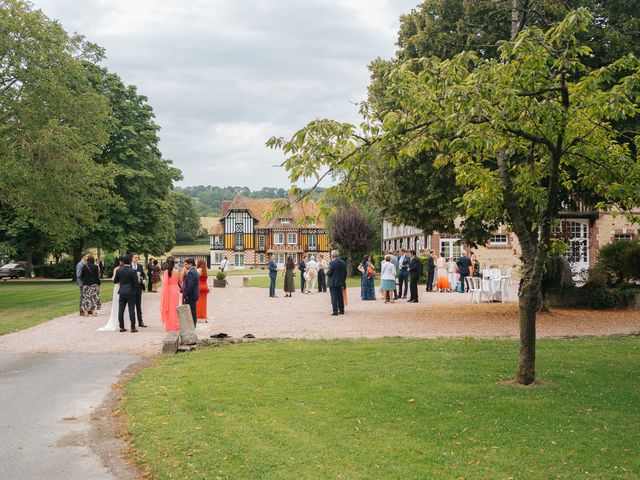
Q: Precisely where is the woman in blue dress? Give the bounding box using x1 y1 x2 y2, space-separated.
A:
358 255 376 300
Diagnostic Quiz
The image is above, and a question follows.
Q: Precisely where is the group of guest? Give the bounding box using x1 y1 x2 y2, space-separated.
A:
356 249 482 303
269 253 329 298
160 257 210 332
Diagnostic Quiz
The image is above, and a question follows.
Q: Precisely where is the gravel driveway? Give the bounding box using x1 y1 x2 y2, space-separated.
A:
1 276 638 355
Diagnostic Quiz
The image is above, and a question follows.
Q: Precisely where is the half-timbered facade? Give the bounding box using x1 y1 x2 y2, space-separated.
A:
209 193 330 268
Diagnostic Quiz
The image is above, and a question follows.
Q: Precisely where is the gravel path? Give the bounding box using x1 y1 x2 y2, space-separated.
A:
1 276 638 355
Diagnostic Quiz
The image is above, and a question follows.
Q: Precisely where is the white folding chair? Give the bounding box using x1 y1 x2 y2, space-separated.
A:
505 267 513 286
495 277 509 303
469 277 483 303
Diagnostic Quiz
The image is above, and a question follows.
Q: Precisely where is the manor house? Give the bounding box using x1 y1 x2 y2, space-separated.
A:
209 193 330 269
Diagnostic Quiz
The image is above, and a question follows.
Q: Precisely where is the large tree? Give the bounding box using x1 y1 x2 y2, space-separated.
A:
367 0 640 236
0 0 111 268
81 64 182 257
269 9 640 384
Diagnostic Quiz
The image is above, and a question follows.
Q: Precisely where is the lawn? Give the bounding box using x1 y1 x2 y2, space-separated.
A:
124 337 639 479
248 275 362 289
0 280 114 335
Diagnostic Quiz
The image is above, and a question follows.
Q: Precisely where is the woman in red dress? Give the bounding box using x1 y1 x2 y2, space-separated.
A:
195 258 209 321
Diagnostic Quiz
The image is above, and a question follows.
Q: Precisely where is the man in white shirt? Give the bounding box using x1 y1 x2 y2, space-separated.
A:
219 257 229 272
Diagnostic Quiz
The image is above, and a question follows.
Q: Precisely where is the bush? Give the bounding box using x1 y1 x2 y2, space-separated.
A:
34 258 75 279
597 239 640 285
579 286 640 309
215 271 226 280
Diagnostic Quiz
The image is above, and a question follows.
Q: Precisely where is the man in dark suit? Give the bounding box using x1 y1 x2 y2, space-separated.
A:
113 254 139 332
267 253 278 297
131 253 147 327
182 257 200 327
298 255 307 293
408 250 421 303
397 248 410 299
426 250 436 292
456 250 472 293
326 249 347 316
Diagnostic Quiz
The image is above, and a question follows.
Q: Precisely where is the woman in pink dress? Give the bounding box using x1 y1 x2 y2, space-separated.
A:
160 256 180 332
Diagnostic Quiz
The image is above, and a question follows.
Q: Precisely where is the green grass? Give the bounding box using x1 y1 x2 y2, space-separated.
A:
0 280 114 335
124 337 639 479
247 275 362 289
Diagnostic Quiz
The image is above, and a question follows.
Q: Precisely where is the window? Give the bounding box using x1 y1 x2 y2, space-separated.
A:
213 252 224 264
274 233 284 244
613 233 633 241
280 218 291 224
258 254 265 263
287 233 297 244
234 253 244 267
276 253 286 265
258 234 265 250
489 234 508 246
308 234 317 248
234 233 243 248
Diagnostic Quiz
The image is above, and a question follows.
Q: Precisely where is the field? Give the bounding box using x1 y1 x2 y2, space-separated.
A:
124 337 639 479
0 280 115 335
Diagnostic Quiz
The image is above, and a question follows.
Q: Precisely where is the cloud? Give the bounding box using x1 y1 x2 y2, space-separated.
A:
33 0 419 188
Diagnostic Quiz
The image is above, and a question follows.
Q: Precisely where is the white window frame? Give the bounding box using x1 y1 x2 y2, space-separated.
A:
613 233 633 241
213 252 224 264
275 253 286 266
274 232 284 245
287 232 297 245
308 234 317 248
258 254 265 263
234 253 245 267
489 234 508 246
280 218 291 224
258 234 265 250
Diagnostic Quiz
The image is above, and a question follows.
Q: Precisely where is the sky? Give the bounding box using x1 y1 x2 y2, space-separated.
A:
32 0 419 189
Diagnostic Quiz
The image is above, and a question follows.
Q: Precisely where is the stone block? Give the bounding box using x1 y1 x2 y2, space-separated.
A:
177 304 198 345
162 333 179 354
243 276 250 287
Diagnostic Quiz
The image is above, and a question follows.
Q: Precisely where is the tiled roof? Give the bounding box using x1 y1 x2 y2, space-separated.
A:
209 223 224 235
216 194 324 230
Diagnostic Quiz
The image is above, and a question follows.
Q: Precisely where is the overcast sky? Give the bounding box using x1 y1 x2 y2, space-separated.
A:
33 0 418 188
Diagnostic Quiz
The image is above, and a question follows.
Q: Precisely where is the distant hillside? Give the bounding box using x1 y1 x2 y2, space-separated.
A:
175 186 325 216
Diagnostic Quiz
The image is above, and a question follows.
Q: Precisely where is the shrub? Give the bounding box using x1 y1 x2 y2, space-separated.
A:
34 258 75 279
215 271 226 280
597 239 640 285
579 285 640 309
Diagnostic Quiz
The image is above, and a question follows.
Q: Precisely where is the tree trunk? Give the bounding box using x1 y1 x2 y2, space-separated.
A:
516 261 537 384
25 246 34 278
346 252 353 278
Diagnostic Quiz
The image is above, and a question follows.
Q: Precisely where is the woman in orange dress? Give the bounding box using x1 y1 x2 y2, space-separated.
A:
436 252 450 292
160 256 180 332
195 258 209 321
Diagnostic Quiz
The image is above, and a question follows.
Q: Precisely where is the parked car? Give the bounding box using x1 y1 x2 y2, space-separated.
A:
0 263 26 279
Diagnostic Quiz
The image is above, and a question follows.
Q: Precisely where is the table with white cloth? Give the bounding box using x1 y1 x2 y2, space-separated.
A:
480 269 502 301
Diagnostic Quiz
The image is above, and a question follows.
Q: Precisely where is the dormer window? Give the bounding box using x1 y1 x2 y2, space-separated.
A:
280 218 291 224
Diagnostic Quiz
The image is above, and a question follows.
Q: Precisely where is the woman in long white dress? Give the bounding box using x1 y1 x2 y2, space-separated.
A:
98 257 124 332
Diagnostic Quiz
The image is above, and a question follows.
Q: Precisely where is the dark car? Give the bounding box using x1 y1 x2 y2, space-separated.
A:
0 263 26 279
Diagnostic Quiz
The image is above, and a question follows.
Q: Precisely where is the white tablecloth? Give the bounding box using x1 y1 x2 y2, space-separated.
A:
482 268 502 280
480 277 501 301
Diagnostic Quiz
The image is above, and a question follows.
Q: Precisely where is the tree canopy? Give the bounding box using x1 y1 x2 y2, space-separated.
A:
268 8 640 384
